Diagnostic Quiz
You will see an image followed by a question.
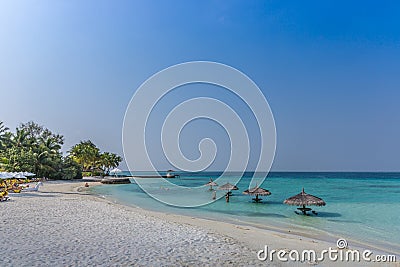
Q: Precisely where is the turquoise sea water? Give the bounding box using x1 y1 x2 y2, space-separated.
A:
92 172 400 254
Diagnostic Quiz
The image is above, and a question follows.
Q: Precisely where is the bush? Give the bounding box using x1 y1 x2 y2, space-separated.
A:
82 171 92 177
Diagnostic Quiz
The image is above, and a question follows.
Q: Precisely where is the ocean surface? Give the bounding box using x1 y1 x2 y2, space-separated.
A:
91 172 400 253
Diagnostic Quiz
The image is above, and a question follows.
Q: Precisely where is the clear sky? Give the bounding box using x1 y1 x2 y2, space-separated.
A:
1 1 399 171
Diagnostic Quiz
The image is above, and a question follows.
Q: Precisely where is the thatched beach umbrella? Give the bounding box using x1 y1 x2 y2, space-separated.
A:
219 183 238 191
218 183 239 203
218 183 238 196
204 178 218 191
243 186 271 203
284 188 326 215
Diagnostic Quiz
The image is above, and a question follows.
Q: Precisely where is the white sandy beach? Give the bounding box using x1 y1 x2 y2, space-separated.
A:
1 181 398 267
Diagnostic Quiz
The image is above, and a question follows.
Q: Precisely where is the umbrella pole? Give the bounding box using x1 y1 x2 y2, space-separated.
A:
225 192 230 202
302 204 306 215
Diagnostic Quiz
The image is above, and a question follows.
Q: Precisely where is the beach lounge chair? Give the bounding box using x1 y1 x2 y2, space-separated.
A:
0 191 9 202
22 182 43 192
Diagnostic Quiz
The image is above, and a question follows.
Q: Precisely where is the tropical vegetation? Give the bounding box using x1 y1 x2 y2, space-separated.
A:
69 140 122 176
0 121 122 179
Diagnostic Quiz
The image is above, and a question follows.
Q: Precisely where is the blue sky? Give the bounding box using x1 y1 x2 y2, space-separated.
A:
1 1 399 171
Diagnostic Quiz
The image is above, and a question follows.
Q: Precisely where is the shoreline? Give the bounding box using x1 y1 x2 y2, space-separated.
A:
2 180 398 266
81 181 400 262
88 183 399 256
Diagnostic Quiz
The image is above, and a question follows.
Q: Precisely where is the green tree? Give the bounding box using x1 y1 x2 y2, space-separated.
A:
1 146 36 173
100 152 122 175
68 140 101 173
12 129 31 148
0 121 10 170
59 157 83 180
15 122 64 178
0 121 81 179
0 121 9 150
1 121 120 179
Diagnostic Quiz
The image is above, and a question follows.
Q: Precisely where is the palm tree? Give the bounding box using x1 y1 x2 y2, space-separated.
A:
0 121 9 149
69 140 100 173
100 152 122 175
3 122 65 178
41 136 62 156
0 121 82 179
13 129 31 148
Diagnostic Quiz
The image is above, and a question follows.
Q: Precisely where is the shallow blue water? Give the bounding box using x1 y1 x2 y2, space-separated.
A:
92 172 400 253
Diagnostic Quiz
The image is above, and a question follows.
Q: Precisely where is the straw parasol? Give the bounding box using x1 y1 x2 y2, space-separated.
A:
218 183 238 196
243 186 271 203
284 188 326 215
204 178 218 191
219 183 238 191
